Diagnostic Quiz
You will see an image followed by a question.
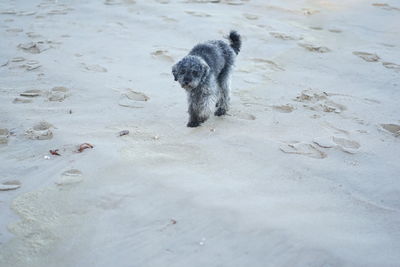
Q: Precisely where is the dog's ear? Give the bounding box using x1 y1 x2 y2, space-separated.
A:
200 63 210 83
172 62 179 81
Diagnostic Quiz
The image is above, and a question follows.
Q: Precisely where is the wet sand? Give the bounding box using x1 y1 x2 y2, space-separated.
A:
1 0 400 266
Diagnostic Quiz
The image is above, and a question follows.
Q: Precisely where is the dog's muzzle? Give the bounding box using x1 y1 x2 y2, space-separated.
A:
182 84 192 90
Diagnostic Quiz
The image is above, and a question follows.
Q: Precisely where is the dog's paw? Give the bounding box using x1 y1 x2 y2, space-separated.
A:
214 108 227 116
187 121 201 127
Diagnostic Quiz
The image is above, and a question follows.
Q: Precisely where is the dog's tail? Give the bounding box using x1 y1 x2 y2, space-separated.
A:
229 30 241 55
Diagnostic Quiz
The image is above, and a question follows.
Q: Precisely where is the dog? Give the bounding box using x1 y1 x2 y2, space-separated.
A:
172 31 241 127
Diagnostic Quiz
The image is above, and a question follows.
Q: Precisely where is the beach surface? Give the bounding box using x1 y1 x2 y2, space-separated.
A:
1 0 400 266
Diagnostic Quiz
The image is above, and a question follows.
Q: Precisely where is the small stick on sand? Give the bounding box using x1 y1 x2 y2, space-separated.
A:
76 143 94 153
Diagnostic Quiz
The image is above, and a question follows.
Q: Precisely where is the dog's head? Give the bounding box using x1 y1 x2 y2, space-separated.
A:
172 56 210 91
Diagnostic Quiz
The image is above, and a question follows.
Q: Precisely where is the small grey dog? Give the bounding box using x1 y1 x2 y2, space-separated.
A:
172 31 242 127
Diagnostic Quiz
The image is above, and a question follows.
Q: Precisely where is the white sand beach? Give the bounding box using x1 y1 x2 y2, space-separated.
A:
1 0 400 266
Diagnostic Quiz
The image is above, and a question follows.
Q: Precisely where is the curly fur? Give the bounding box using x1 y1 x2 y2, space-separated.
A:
172 31 242 127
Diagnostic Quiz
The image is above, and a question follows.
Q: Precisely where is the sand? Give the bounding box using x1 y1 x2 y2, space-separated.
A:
1 0 400 266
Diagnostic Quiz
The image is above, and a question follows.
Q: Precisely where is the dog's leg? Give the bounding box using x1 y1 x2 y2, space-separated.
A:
187 105 202 127
215 66 231 116
187 92 215 127
187 109 209 127
215 84 223 109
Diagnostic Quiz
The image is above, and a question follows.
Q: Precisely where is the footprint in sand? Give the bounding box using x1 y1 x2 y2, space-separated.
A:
18 41 51 54
47 8 74 15
185 11 211 17
269 32 302 41
118 89 149 108
13 89 42 104
312 136 335 148
151 50 174 62
243 13 258 20
328 29 342 33
249 58 285 71
363 98 381 104
313 136 361 154
104 0 136 5
372 3 400 11
184 0 219 3
20 60 41 71
380 124 400 137
48 86 69 102
160 16 177 22
225 0 250 5
32 121 54 131
0 180 21 191
295 89 328 102
322 122 350 135
0 128 9 144
26 32 42 38
11 57 25 63
227 110 257 121
17 11 36 16
185 0 249 4
5 57 41 71
20 89 43 97
233 112 256 121
280 142 326 159
14 88 66 103
82 63 108 72
317 100 346 114
273 104 295 113
55 169 83 186
380 43 396 48
332 137 360 153
382 62 400 71
330 136 359 147
353 51 380 62
309 26 323 30
1 60 8 67
25 121 54 140
95 194 129 210
299 43 330 53
6 28 24 33
294 89 346 114
0 10 17 15
13 97 33 104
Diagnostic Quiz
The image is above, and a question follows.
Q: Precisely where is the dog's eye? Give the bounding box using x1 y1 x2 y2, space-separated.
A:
192 71 198 76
